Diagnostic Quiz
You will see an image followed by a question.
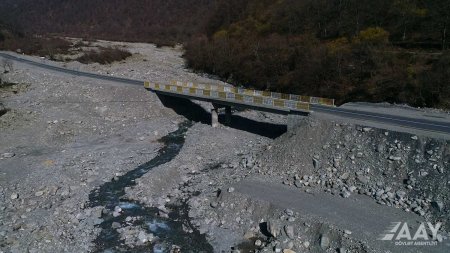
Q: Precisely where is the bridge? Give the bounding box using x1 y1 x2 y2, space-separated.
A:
144 81 334 127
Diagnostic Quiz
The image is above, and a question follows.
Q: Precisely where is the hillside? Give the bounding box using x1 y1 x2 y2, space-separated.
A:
0 0 449 109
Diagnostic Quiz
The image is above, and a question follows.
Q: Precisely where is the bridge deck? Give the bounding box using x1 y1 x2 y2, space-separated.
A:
144 81 334 115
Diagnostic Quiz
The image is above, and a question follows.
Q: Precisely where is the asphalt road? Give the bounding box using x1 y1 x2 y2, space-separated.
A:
1 52 450 136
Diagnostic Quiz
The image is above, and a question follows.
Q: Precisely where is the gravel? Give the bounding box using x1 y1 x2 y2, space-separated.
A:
1 40 449 253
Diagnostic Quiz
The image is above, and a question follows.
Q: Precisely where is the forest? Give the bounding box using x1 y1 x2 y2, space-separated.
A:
0 0 449 108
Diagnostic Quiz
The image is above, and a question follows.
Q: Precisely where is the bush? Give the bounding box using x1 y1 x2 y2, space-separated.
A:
76 47 132 64
353 27 390 46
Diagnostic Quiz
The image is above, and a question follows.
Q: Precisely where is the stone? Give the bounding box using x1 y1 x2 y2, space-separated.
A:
396 191 406 199
376 144 384 152
111 222 121 229
1 152 15 158
312 158 320 169
341 190 351 198
357 175 368 184
10 193 19 200
228 187 235 193
363 127 372 132
283 250 296 253
285 209 294 216
431 201 444 212
35 191 44 197
284 225 295 239
340 172 350 180
266 220 281 238
411 136 418 140
338 248 347 253
303 241 310 248
138 230 153 243
93 218 103 225
344 229 352 235
320 234 330 249
389 156 402 161
254 239 262 247
210 201 218 208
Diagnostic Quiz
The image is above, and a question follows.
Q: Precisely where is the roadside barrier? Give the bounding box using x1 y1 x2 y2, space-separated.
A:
170 81 335 106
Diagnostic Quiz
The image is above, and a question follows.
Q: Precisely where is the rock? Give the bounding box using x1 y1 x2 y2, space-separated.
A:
396 191 406 199
363 127 372 132
93 218 103 225
431 201 444 212
138 136 146 141
344 229 352 235
111 222 121 229
10 193 19 200
1 152 15 158
357 175 368 184
338 248 347 253
341 190 351 198
228 187 235 193
283 250 296 253
303 241 310 248
285 209 294 216
284 225 295 239
254 239 262 247
411 136 418 140
312 158 320 169
113 206 122 217
138 230 153 243
389 156 402 161
419 170 429 177
320 234 330 249
210 201 218 208
266 220 281 238
35 191 44 197
376 144 384 152
340 172 350 180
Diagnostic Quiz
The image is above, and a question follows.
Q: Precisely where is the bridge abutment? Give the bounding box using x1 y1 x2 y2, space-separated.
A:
287 112 308 132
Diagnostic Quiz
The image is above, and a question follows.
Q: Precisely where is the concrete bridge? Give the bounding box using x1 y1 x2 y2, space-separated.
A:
144 81 335 127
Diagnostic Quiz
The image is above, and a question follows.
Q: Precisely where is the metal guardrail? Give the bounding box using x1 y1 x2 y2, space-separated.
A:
170 81 335 106
144 81 311 112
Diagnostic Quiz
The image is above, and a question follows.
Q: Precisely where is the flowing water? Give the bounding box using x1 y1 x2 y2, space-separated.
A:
87 121 213 252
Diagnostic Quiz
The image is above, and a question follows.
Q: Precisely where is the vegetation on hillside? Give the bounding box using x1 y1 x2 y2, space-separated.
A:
0 0 449 108
184 0 450 108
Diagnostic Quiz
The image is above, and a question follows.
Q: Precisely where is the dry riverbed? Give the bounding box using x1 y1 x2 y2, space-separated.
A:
0 40 449 253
